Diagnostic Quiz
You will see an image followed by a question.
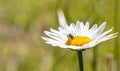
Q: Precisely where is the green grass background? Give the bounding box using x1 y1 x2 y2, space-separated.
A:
0 0 119 71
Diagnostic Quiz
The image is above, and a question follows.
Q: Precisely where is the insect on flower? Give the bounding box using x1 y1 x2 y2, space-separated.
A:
42 10 118 51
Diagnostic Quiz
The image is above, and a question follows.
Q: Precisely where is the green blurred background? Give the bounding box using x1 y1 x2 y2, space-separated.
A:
0 0 120 71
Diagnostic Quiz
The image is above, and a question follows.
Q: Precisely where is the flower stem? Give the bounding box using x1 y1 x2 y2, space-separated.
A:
77 51 84 71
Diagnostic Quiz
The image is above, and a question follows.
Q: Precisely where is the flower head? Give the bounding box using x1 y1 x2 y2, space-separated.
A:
42 10 117 51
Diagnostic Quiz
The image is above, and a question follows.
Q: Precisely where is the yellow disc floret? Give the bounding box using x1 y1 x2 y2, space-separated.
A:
66 36 92 46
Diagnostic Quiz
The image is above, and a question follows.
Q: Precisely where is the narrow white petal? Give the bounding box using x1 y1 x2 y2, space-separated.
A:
82 22 91 36
58 27 67 34
93 35 117 45
90 24 98 32
91 22 106 39
46 41 67 48
94 27 115 41
99 33 118 41
93 33 118 45
85 22 89 30
95 22 106 34
66 44 92 50
67 46 83 50
85 41 99 49
57 9 67 27
88 24 98 38
101 35 117 41
80 22 85 30
45 33 65 43
69 23 78 35
70 23 76 29
78 22 86 35
44 31 59 38
76 21 82 35
50 28 67 40
50 28 60 34
76 21 81 29
42 37 67 48
97 27 114 38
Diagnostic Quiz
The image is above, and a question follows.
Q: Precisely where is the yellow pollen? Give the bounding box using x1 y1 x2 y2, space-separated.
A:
66 36 92 46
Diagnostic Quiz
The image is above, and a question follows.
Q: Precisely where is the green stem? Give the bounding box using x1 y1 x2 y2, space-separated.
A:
77 51 84 71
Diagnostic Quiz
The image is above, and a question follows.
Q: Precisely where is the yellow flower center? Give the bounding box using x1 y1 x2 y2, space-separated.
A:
66 36 92 46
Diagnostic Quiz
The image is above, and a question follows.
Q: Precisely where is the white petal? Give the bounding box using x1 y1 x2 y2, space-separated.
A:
99 33 118 42
85 22 89 30
44 31 65 43
91 22 106 39
76 21 82 35
78 22 86 36
80 22 85 30
95 27 114 40
82 22 90 36
44 31 65 42
67 46 83 50
76 21 81 29
57 9 67 27
58 27 67 35
89 24 98 32
95 22 106 34
42 37 67 48
88 24 98 38
69 23 78 35
50 28 67 40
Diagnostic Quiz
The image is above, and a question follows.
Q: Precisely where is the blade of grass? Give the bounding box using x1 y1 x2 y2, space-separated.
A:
114 0 120 70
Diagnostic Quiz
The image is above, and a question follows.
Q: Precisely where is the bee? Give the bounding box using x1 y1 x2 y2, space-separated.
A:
67 34 74 39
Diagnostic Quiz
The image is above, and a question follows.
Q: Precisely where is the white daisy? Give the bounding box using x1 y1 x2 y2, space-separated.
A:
42 10 118 51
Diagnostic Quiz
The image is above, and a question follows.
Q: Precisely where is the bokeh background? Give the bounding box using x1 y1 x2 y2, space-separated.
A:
0 0 120 71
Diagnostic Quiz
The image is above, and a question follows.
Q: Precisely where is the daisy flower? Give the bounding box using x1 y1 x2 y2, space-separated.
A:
42 10 117 51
